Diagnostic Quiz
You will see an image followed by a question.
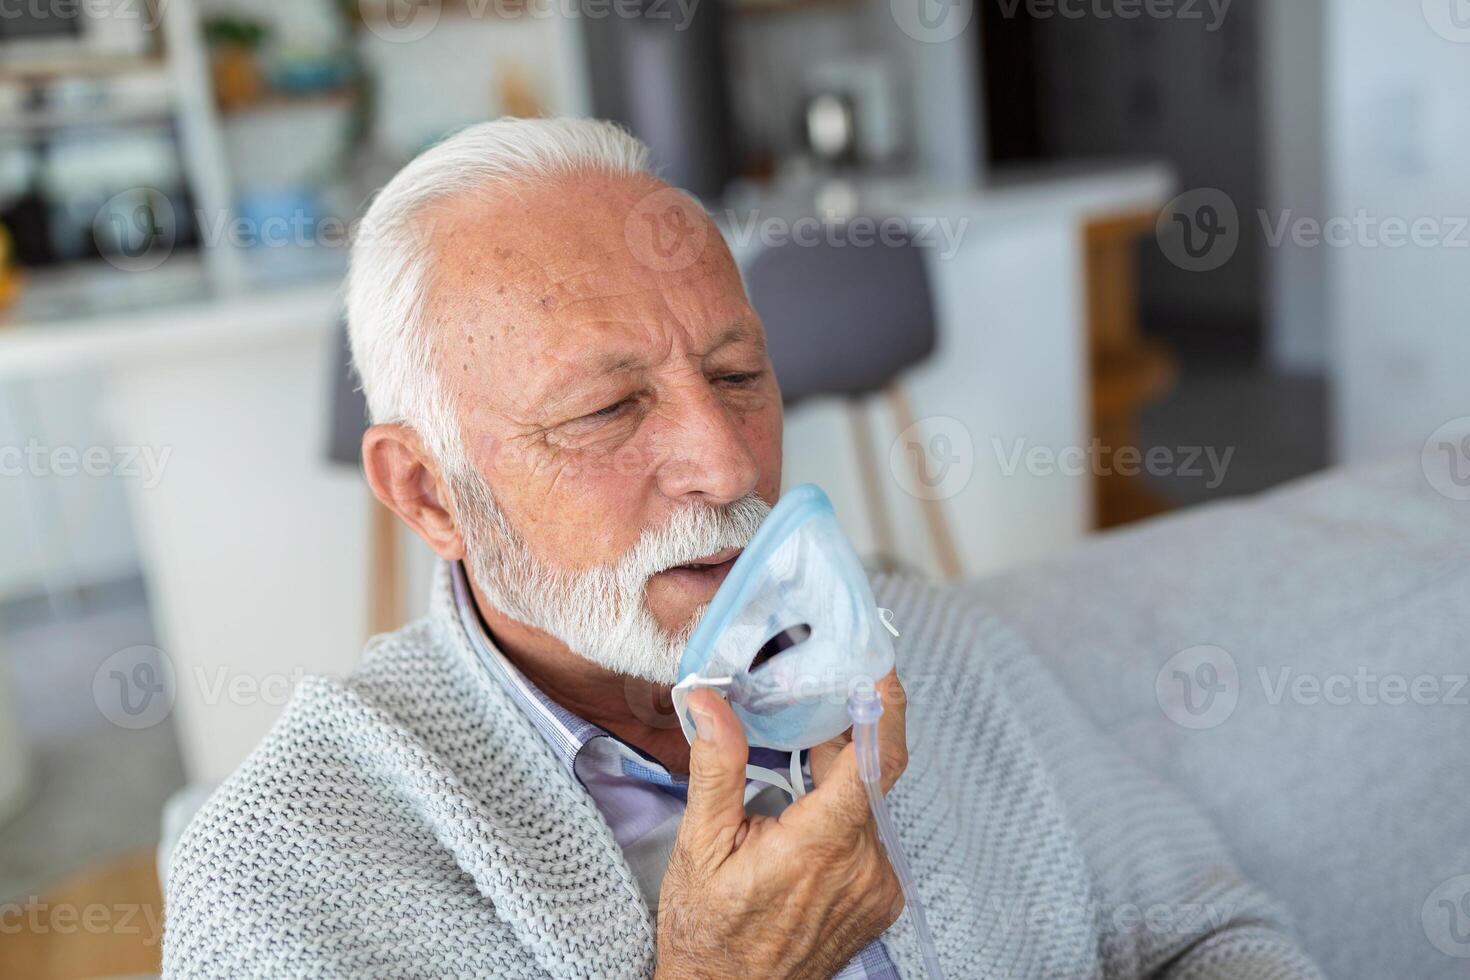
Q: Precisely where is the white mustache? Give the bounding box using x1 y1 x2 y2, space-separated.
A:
616 493 771 588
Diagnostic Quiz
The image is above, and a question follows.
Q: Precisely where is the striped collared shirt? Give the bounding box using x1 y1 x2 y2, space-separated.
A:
451 562 896 978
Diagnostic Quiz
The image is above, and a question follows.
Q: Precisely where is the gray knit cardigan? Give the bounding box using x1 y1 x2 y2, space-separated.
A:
164 563 1324 979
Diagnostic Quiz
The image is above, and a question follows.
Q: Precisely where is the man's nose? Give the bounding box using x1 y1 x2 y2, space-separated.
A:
654 382 760 506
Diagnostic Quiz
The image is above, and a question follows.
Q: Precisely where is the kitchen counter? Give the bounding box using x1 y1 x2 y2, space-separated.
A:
0 254 344 380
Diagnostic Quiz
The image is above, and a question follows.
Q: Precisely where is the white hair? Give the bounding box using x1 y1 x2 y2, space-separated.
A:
345 116 654 466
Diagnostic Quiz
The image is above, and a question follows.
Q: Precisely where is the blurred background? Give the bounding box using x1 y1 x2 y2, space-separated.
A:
0 0 1465 974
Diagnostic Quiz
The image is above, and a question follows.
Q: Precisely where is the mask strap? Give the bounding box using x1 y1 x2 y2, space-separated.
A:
789 749 807 799
744 762 797 799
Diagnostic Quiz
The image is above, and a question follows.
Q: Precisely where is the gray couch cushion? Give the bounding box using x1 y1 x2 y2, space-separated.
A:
968 456 1470 979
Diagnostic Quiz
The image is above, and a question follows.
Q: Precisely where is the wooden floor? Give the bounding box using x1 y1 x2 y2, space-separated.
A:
0 849 163 979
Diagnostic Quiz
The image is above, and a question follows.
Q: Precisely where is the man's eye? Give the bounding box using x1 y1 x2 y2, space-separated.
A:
717 372 760 386
585 399 630 422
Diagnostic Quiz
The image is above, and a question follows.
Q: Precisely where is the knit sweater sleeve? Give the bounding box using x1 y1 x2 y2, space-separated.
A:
976 606 1324 979
161 668 557 979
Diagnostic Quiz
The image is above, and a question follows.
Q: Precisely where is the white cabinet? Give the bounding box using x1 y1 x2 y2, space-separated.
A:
0 374 141 602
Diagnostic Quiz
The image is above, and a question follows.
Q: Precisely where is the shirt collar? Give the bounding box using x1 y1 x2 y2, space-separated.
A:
451 561 606 776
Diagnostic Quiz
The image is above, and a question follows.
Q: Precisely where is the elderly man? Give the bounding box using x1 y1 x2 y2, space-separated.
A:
164 118 1321 979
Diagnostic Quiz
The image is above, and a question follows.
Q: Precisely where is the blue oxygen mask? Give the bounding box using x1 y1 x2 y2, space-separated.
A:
671 484 896 753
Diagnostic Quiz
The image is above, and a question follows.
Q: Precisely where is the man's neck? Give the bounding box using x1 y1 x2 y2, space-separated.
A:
466 577 695 775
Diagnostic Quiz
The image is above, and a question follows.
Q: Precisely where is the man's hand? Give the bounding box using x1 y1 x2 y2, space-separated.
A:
655 671 909 980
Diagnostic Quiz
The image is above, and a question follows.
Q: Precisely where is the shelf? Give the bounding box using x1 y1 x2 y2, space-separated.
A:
217 89 358 119
352 0 531 26
0 54 167 83
0 104 177 135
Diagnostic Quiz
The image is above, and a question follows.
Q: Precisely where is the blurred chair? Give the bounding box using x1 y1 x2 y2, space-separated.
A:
744 226 962 579
327 322 404 637
0 654 28 830
1084 210 1178 527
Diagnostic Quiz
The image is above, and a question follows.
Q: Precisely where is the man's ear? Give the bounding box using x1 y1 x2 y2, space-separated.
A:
361 423 465 561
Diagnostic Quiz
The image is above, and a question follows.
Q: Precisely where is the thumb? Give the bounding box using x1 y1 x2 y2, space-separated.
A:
678 688 749 864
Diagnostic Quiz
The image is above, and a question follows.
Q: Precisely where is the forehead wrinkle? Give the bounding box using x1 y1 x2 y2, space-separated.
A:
421 176 751 411
426 182 735 335
705 317 765 354
532 255 724 316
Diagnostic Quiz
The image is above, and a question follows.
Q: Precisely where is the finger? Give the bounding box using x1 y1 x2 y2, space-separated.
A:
807 727 851 787
677 688 750 867
811 670 908 792
785 741 874 835
873 670 909 794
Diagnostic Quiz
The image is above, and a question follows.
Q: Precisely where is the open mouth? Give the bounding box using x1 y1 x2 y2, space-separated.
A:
654 547 743 592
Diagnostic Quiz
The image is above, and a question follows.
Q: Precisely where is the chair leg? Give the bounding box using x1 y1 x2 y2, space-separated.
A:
368 491 404 637
846 400 900 570
885 385 965 580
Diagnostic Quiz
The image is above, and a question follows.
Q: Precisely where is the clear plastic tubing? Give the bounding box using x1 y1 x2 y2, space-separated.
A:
848 685 945 980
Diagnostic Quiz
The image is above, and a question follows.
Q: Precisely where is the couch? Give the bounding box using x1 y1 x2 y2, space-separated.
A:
969 455 1469 978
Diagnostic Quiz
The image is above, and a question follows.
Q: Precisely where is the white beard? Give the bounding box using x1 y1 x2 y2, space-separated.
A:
449 466 770 685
